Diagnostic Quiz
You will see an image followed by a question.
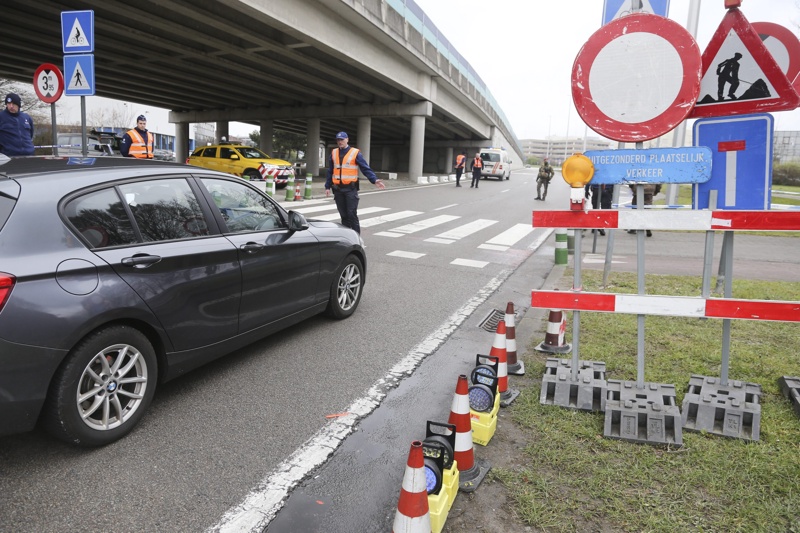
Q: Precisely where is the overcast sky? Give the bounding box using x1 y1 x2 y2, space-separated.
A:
58 0 800 142
413 0 800 140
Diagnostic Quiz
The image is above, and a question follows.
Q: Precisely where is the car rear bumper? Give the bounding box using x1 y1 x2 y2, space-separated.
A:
0 338 68 436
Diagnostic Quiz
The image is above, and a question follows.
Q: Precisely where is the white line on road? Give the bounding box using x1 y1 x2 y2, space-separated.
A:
311 207 389 221
451 258 489 268
485 223 534 247
387 250 426 259
360 210 422 228
211 272 514 533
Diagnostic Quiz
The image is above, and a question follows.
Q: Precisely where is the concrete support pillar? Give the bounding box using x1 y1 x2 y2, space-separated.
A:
445 147 454 173
409 115 425 180
260 120 274 155
306 118 321 177
175 122 190 163
357 116 372 163
215 122 229 144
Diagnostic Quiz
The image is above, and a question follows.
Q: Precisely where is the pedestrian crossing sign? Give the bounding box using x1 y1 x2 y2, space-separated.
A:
64 54 95 96
61 10 94 54
689 7 800 118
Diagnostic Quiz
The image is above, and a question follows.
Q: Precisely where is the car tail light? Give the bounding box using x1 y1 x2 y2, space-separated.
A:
0 273 15 312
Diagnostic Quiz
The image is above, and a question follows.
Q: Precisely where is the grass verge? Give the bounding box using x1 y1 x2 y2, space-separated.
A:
494 270 800 533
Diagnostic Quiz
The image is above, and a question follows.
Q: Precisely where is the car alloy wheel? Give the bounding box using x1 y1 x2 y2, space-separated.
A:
326 255 363 319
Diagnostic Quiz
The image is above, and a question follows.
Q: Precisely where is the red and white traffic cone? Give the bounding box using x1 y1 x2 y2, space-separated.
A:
392 441 431 533
536 309 571 354
294 181 303 201
448 375 489 493
490 321 519 407
505 302 524 376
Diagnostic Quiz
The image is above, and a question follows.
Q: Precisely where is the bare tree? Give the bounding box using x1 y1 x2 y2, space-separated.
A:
1 78 49 122
87 106 135 129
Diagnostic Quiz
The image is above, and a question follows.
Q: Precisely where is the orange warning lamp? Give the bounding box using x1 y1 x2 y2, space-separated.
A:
725 0 741 8
561 153 594 211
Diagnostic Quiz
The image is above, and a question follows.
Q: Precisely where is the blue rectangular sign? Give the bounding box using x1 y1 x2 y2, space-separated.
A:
64 54 95 96
61 10 94 53
602 0 670 26
693 113 774 210
584 147 712 185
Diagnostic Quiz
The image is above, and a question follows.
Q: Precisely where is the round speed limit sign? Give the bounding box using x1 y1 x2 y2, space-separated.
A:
33 63 65 104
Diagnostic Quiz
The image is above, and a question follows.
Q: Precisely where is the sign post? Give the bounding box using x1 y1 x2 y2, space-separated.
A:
33 63 65 156
61 10 95 156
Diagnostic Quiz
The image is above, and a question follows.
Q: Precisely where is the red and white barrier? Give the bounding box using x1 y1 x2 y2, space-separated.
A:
531 290 800 322
533 210 800 232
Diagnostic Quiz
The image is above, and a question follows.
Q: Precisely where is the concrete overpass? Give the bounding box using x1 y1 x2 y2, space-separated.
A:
1 0 522 177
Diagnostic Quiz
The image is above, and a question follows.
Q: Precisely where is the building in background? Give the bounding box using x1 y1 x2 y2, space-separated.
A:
520 136 614 165
774 131 800 164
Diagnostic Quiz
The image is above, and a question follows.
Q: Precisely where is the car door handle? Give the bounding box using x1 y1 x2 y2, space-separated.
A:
121 254 162 268
240 242 264 253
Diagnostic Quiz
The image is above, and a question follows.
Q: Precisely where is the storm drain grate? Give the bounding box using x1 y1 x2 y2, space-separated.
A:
478 308 516 332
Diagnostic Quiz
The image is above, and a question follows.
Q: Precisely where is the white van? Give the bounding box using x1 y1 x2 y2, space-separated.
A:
479 148 511 180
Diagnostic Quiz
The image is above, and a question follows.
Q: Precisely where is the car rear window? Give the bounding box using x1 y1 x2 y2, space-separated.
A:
481 152 501 162
65 188 137 248
0 191 16 232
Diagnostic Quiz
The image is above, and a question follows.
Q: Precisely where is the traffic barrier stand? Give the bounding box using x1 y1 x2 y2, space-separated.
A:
284 174 295 201
539 358 607 412
682 375 761 440
304 173 313 199
421 421 459 533
535 305 571 354
491 321 520 407
448 375 490 492
469 356 499 446
392 441 432 533
605 380 683 446
778 376 800 419
294 180 303 201
504 302 525 376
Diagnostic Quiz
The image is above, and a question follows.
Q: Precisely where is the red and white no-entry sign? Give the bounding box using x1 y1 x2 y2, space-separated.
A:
572 14 702 142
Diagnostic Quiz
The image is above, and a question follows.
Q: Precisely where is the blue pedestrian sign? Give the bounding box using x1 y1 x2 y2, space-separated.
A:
602 0 670 26
64 54 95 96
61 10 94 53
693 113 774 210
584 147 712 185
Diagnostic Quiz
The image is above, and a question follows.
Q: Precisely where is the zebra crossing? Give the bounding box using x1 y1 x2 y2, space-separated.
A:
293 201 541 269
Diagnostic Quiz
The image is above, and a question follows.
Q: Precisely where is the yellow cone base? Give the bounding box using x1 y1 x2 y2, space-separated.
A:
469 393 499 446
428 462 459 533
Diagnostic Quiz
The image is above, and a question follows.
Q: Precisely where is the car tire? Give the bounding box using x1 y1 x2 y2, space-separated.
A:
243 169 260 181
42 325 157 447
506 172 511 180
325 255 363 319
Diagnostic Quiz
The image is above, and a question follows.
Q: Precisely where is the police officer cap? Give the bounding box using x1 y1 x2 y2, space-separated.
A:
335 131 348 140
137 115 147 122
5 93 21 106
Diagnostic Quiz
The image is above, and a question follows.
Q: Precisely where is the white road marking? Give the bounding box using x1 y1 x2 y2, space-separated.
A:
384 215 461 235
373 231 404 238
360 210 422 228
432 219 497 241
311 206 390 221
294 204 339 214
485 223 534 247
451 258 489 268
435 204 458 211
212 273 513 533
478 244 509 252
424 238 455 244
387 250 426 259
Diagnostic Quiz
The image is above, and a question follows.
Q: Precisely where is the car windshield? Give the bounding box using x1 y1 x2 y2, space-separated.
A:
238 147 271 159
481 152 501 162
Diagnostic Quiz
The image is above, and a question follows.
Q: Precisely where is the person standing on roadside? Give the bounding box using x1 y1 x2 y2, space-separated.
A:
535 158 554 200
454 150 466 187
586 183 613 235
120 115 154 158
325 131 385 233
470 152 483 188
0 93 35 156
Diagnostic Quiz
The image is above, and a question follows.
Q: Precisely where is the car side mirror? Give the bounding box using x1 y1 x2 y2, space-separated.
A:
229 154 239 160
287 210 309 231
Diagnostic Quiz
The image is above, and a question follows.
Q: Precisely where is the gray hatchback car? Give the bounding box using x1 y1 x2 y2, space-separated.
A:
0 155 366 446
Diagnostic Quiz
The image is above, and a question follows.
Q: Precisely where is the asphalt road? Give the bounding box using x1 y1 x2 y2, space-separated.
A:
0 169 564 533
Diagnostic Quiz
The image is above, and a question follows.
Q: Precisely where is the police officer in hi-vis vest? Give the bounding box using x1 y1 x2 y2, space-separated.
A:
120 115 154 158
325 131 385 234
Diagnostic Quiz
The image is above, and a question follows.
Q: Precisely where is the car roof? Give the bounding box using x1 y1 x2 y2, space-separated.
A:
0 155 187 180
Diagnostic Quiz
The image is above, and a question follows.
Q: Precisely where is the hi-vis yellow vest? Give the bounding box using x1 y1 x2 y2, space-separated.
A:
331 148 360 185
